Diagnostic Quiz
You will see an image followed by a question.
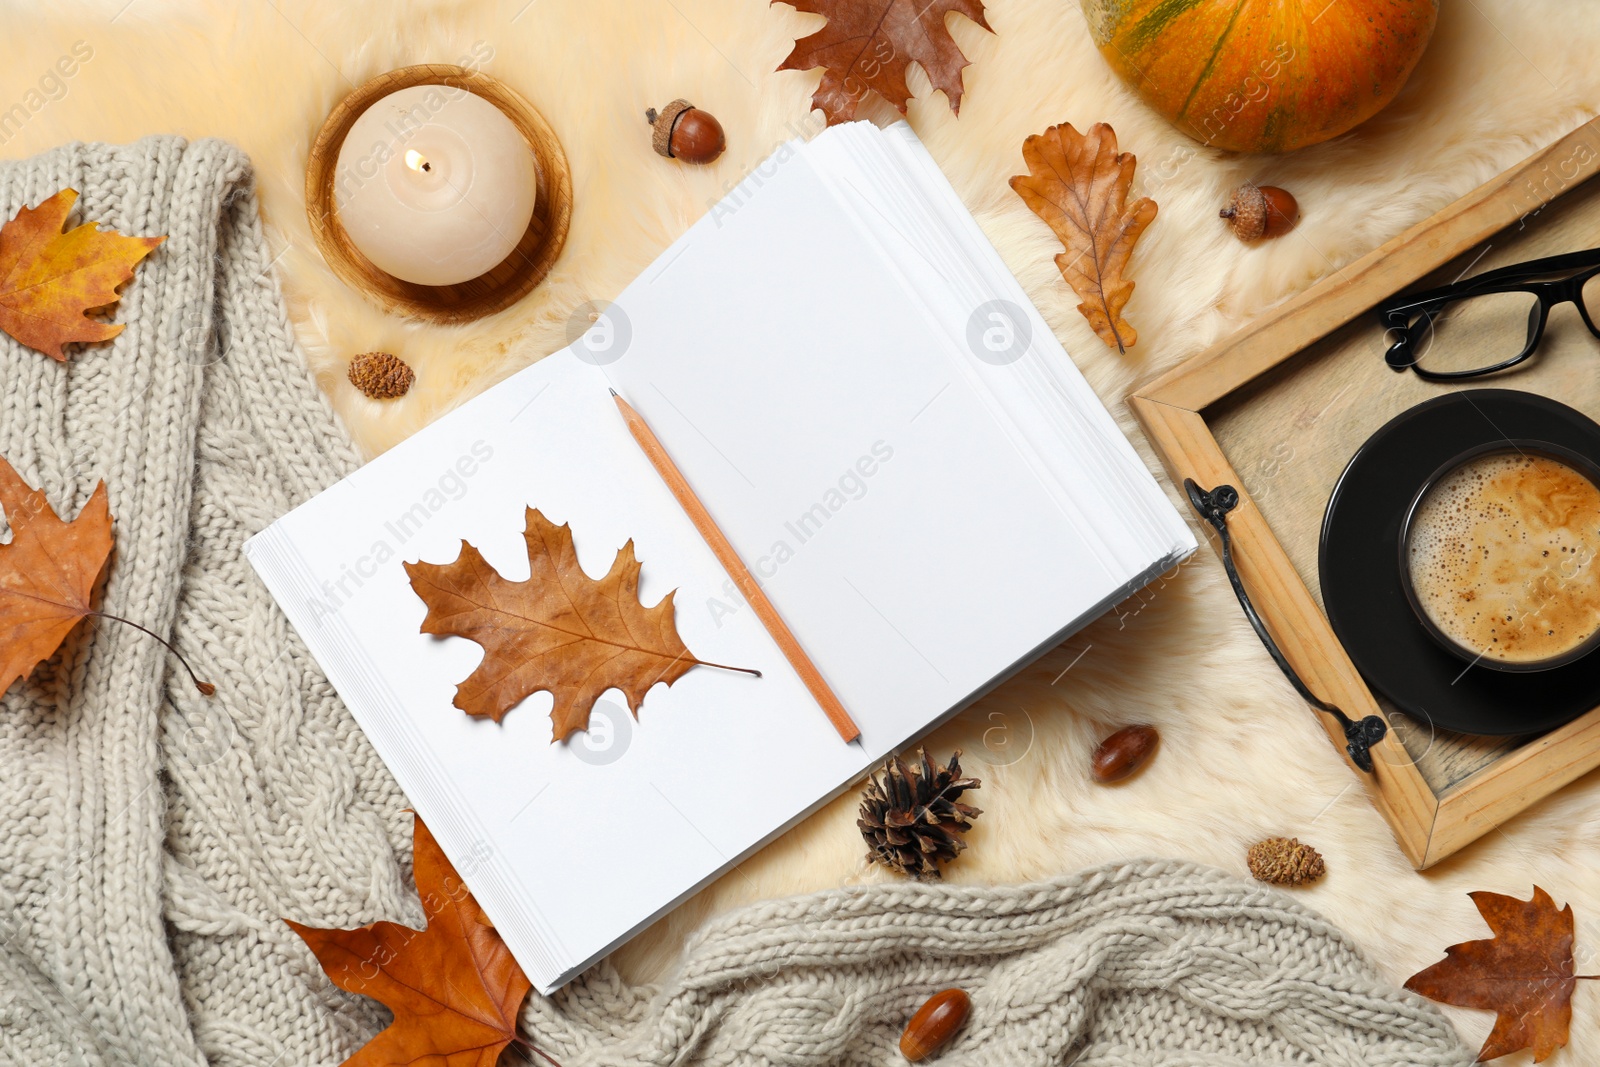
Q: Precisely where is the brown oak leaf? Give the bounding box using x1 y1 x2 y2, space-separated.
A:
0 189 165 361
286 816 533 1067
405 507 718 741
1405 886 1598 1062
1009 122 1156 354
774 0 992 125
0 454 112 697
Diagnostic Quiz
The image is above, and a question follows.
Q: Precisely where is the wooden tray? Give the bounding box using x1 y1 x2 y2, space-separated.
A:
1131 116 1600 869
305 65 572 324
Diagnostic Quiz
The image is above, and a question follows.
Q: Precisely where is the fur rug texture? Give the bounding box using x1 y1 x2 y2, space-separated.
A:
5 0 1600 1054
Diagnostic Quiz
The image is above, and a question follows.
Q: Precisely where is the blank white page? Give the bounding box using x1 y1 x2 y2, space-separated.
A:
814 123 1194 568
247 351 878 993
602 145 1153 744
247 122 1193 997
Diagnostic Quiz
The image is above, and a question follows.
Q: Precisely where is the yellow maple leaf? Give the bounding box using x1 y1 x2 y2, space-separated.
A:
0 188 165 361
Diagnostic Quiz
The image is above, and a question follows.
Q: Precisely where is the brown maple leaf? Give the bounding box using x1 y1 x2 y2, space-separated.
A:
405 507 736 741
1009 122 1157 354
286 816 534 1067
774 0 992 125
1405 886 1599 1062
0 188 165 361
0 454 112 697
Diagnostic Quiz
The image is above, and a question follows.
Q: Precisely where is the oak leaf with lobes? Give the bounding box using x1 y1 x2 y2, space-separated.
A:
0 188 164 360
1009 122 1156 354
774 0 992 125
0 455 112 697
1405 886 1599 1062
285 816 533 1067
405 508 741 741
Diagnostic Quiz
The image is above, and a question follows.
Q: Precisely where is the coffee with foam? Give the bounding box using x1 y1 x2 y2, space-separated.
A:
1407 451 1600 665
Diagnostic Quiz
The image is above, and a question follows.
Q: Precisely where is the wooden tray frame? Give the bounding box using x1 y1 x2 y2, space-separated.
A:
1131 116 1600 869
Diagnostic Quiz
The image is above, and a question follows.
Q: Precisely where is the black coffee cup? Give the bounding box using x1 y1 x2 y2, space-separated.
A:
1399 439 1600 673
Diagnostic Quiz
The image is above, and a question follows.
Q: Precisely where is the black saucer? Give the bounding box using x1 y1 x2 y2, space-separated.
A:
1320 388 1600 736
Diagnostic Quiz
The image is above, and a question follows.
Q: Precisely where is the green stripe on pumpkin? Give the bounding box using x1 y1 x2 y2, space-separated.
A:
1175 0 1248 132
1260 99 1285 153
1119 0 1211 55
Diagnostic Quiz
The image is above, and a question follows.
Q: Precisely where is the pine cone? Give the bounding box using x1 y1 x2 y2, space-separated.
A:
348 351 415 400
858 748 981 880
1246 837 1326 887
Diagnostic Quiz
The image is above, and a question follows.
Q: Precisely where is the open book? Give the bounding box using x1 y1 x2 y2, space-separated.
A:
246 121 1195 993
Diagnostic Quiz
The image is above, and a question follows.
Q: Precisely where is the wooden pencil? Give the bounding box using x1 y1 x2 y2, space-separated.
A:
611 389 861 743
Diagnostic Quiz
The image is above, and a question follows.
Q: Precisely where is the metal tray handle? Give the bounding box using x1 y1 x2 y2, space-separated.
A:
1185 479 1388 773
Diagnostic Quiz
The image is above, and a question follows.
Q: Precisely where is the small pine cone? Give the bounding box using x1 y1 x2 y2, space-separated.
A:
348 351 414 400
858 748 981 881
1247 837 1326 887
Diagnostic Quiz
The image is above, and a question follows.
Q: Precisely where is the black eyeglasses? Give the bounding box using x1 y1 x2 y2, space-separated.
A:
1378 247 1600 380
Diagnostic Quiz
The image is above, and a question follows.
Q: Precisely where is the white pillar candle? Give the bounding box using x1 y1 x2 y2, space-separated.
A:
333 85 537 287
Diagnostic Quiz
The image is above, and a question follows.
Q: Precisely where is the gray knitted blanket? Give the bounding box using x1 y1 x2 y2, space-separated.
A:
0 138 1471 1067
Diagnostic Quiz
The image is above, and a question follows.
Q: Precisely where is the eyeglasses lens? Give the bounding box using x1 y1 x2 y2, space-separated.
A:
1402 290 1541 376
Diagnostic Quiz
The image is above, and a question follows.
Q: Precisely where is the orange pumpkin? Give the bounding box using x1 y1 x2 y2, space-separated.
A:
1080 0 1439 154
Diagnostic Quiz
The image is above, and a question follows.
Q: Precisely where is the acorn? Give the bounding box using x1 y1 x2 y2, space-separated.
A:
900 989 970 1062
1220 183 1299 240
1090 724 1159 783
647 99 725 165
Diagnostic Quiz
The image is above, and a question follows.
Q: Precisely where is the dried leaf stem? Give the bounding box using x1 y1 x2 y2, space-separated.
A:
89 610 215 695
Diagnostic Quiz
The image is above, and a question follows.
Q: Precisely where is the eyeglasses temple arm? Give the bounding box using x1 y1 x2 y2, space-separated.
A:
1184 479 1388 773
1379 246 1600 316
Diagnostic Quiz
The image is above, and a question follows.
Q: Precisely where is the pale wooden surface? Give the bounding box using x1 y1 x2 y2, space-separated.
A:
1134 115 1600 868
305 65 572 324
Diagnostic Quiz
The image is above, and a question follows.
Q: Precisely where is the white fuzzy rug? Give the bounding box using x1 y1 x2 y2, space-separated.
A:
5 0 1600 1054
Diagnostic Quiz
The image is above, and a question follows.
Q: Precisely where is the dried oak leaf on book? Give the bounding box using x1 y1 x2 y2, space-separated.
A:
1405 886 1598 1063
0 455 112 697
1010 122 1156 354
286 816 533 1067
405 507 723 741
0 189 164 361
774 0 992 125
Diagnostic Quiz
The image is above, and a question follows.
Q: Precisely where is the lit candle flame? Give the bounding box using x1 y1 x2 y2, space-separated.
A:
404 149 431 173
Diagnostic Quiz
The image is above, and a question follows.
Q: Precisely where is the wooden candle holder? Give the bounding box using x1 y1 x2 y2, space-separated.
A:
306 65 572 324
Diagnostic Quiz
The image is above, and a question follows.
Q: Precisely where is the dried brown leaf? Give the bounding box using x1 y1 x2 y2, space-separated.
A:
286 816 531 1067
1405 886 1590 1062
0 455 112 697
404 507 712 741
1009 122 1156 353
774 0 991 125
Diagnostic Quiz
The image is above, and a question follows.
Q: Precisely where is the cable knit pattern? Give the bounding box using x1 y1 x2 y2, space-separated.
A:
524 860 1473 1067
0 137 411 1067
0 140 1471 1067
